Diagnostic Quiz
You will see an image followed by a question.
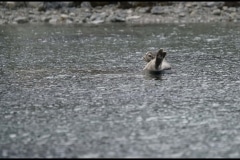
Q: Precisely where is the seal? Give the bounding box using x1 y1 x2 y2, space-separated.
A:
143 49 171 72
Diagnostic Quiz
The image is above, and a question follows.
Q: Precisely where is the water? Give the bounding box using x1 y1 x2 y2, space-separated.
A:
1 23 240 158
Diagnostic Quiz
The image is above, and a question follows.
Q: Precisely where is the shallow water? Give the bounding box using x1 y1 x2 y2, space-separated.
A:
1 23 240 158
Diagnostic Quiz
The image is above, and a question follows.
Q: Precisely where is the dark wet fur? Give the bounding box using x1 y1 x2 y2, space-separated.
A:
155 49 166 69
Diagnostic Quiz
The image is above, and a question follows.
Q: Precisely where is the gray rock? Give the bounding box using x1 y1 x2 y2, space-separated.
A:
69 12 75 17
179 13 185 17
174 8 184 14
206 2 216 7
81 1 92 8
45 10 52 16
228 7 237 13
90 12 107 21
60 14 69 20
151 6 166 15
136 7 150 13
28 2 43 8
49 18 58 24
90 19 104 24
190 10 197 16
65 19 73 24
15 16 29 23
185 3 190 8
126 15 141 21
5 11 12 15
38 2 69 11
74 18 84 24
106 10 127 23
106 14 125 22
79 12 92 23
212 9 221 15
201 2 224 8
41 16 51 22
5 2 17 9
0 19 7 25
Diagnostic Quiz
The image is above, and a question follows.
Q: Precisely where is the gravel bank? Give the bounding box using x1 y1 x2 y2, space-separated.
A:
0 1 240 25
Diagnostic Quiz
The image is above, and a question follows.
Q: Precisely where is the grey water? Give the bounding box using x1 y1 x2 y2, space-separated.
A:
0 23 240 158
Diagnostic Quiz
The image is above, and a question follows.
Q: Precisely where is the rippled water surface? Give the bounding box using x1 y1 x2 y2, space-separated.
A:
1 23 240 158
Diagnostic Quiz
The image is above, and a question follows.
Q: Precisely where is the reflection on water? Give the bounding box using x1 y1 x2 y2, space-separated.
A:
1 23 240 158
143 70 173 80
144 72 163 80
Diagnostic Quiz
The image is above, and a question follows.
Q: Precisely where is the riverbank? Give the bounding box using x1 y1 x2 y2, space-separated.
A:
0 1 240 25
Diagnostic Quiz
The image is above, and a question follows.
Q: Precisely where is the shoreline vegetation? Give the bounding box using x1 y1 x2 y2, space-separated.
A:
0 1 240 25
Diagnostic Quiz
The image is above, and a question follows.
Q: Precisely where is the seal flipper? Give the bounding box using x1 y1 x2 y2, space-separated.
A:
155 49 166 70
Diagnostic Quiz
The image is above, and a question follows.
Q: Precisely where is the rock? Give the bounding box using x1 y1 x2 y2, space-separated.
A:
5 11 12 15
90 12 107 22
41 16 51 22
179 13 185 17
227 7 237 13
106 14 126 22
65 19 73 24
37 3 45 12
60 8 70 14
212 9 221 15
45 2 68 9
38 2 69 11
69 12 75 17
151 6 166 15
81 1 92 8
110 15 125 22
60 14 69 20
0 19 7 25
90 19 104 24
62 2 74 8
136 7 151 13
79 12 92 23
49 18 58 25
206 2 216 7
126 9 134 15
230 12 237 19
15 16 29 23
223 6 228 11
28 10 34 14
185 2 193 8
5 2 27 9
5 2 16 9
28 2 43 8
201 2 224 8
190 10 197 16
126 15 141 21
45 10 52 16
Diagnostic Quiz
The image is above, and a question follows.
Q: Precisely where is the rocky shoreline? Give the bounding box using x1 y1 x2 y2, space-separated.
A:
0 1 240 25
